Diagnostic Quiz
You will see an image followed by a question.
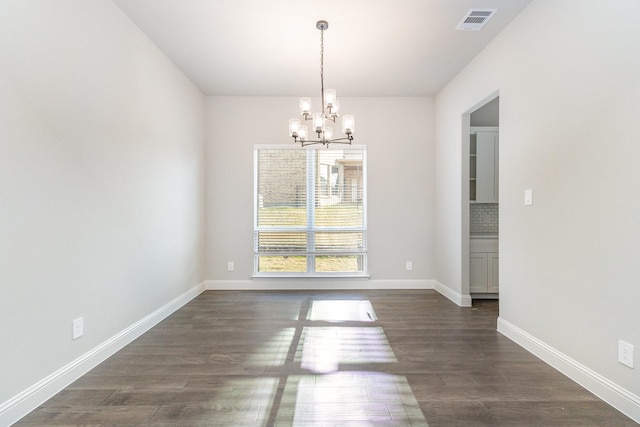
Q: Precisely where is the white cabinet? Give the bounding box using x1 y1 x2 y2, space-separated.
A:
470 130 499 203
470 253 489 293
487 252 499 293
470 238 499 294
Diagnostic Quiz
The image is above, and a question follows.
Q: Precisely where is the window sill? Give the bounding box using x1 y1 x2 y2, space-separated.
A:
252 274 370 279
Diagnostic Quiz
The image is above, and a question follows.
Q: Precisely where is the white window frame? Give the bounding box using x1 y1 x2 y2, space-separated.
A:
253 144 368 277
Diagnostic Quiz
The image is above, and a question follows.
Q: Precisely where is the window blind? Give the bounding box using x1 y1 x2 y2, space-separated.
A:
254 146 367 275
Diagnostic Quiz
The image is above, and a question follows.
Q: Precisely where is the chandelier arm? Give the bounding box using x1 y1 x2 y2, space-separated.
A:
300 141 324 147
293 135 353 147
300 140 353 148
326 137 354 143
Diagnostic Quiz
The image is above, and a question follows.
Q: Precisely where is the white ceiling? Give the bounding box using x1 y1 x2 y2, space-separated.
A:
112 0 532 97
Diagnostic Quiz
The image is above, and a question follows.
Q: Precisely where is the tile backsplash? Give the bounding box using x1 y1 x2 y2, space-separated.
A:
470 203 499 234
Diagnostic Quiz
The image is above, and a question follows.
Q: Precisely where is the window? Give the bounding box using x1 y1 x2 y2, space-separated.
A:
254 146 367 276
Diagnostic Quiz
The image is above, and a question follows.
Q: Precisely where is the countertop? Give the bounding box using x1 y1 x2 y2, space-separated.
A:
470 233 498 239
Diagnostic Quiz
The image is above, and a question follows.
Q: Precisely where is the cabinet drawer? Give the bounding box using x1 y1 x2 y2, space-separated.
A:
470 238 498 252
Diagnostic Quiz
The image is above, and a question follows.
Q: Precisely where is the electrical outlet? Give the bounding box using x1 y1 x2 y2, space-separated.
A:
618 340 634 368
72 317 83 340
227 261 234 271
406 261 413 271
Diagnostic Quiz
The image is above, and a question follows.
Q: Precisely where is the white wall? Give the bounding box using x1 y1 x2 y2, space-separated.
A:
206 96 434 285
435 0 640 419
0 0 206 417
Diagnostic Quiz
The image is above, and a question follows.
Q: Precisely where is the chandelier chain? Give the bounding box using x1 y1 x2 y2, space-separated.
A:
320 26 325 116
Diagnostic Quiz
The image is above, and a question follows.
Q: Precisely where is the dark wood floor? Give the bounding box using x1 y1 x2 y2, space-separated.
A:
16 290 637 426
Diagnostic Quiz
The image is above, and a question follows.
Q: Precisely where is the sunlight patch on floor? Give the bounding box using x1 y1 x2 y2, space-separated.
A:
308 300 377 322
277 373 429 426
245 327 295 367
297 327 397 373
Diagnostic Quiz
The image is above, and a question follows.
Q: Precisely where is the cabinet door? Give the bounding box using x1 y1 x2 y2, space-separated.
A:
470 253 488 293
475 132 499 203
487 253 499 293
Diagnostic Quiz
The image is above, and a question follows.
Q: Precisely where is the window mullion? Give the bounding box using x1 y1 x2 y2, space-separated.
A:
307 149 316 273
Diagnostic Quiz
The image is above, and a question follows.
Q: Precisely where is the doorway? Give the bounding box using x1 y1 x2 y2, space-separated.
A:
467 96 499 300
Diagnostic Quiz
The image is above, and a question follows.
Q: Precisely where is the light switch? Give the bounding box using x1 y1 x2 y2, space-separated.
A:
524 189 533 206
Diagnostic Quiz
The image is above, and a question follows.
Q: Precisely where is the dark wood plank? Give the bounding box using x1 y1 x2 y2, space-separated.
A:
15 290 637 426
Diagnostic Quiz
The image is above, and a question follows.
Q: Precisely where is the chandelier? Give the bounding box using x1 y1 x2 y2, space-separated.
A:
288 20 355 147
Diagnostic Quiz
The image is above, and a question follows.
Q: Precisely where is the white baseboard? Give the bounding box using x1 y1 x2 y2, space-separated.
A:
0 281 206 427
433 280 472 307
206 280 475 310
206 279 435 290
497 317 640 424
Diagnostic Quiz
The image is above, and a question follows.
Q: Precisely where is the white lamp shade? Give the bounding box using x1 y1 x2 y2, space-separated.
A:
342 115 355 134
312 112 325 133
324 127 333 140
324 89 336 108
299 98 311 115
288 118 300 137
298 125 308 141
331 100 340 116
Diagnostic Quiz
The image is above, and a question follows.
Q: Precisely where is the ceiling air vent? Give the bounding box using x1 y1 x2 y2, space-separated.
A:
456 9 497 31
